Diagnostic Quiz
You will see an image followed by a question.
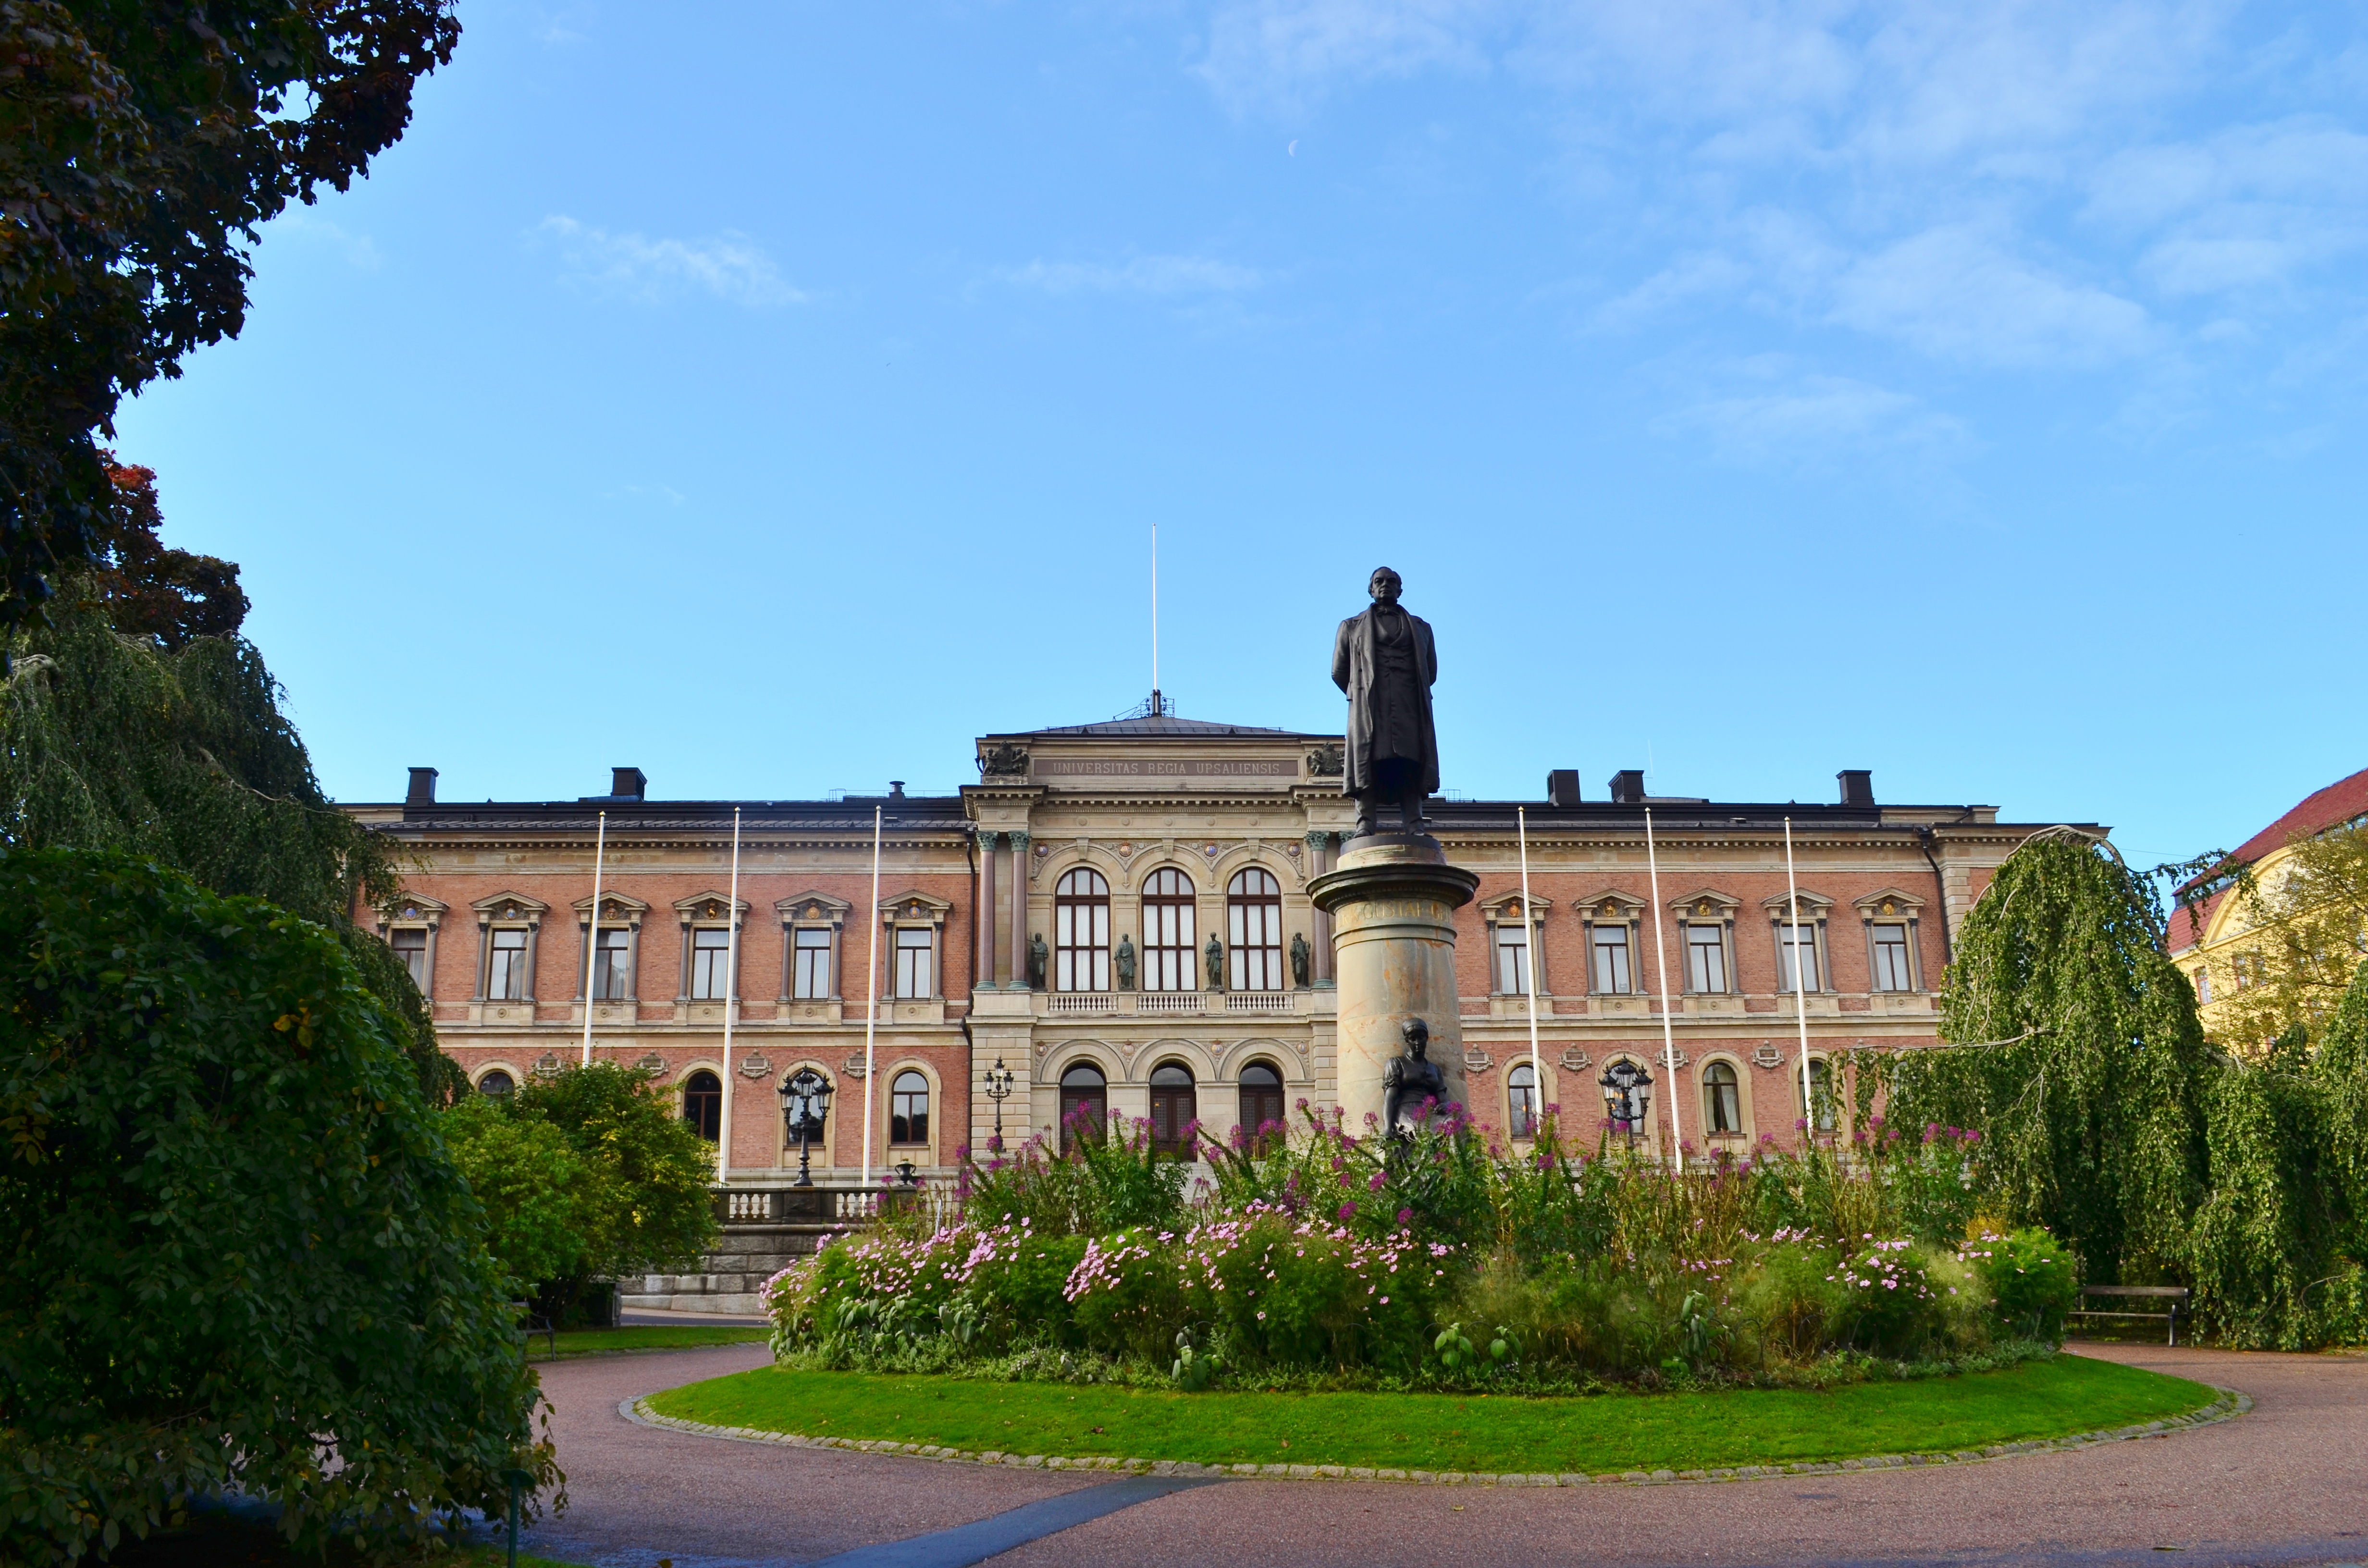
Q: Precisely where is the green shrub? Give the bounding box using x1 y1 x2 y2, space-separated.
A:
1963 1226 2080 1340
0 848 557 1564
1731 1235 1848 1362
443 1094 592 1294
1831 1238 1943 1354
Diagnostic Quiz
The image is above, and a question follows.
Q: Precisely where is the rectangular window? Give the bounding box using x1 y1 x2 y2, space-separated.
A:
1685 923 1727 993
792 927 832 998
1777 923 1820 992
592 927 631 999
1496 924 1532 995
690 927 732 999
1870 923 1913 992
2193 965 2211 1004
1591 924 1632 994
893 926 933 998
488 928 528 1000
391 927 428 989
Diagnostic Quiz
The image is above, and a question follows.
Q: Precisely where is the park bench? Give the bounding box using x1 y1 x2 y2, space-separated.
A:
511 1300 558 1353
2070 1284 2188 1345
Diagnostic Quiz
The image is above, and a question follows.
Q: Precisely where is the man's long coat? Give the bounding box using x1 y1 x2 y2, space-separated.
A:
1331 605 1440 797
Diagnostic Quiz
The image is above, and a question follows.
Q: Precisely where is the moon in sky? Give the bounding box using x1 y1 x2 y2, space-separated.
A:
1288 140 1297 156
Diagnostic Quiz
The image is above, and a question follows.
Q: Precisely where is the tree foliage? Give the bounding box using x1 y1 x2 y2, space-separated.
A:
0 0 458 638
0 847 557 1564
447 1064 721 1318
2192 822 2368 1053
1891 829 2208 1281
0 578 457 1101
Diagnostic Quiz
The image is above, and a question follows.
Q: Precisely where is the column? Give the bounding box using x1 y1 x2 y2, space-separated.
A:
978 832 1000 988
1009 832 1032 988
1310 836 1480 1134
1306 831 1337 986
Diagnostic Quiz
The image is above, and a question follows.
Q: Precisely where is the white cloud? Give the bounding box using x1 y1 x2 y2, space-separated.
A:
537 216 803 308
1654 368 1973 465
267 209 382 271
998 253 1270 295
1588 251 1752 331
1198 0 1503 113
1828 227 2153 367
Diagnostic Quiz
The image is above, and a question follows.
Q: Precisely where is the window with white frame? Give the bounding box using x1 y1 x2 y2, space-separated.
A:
893 926 933 998
591 927 632 999
1591 922 1632 994
392 927 429 988
1684 921 1728 993
1870 924 1913 992
793 927 832 998
1702 1060 1742 1133
690 927 733 999
890 1070 930 1144
1141 868 1196 991
1496 920 1533 995
1777 921 1821 992
1055 869 1111 992
488 928 530 999
1228 867 1284 991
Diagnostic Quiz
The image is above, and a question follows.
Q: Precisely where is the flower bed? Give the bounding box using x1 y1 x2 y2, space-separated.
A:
765 1108 2079 1389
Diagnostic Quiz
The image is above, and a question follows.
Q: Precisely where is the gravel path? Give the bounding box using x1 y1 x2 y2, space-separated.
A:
523 1343 2368 1568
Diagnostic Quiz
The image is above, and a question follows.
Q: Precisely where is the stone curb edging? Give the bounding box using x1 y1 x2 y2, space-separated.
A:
619 1385 2249 1487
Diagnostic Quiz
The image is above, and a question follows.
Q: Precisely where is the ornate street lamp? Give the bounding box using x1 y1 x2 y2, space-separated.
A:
1599 1058 1653 1139
985 1056 1014 1146
778 1066 832 1188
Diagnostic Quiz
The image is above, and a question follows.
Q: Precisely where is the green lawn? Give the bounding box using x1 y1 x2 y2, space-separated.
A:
528 1323 770 1360
647 1355 2215 1475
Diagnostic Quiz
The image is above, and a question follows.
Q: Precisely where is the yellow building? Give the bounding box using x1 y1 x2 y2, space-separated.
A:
2168 765 2368 1030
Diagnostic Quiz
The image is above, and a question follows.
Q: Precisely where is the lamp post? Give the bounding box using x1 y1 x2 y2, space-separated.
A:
778 1067 832 1188
1600 1058 1654 1142
985 1056 1014 1147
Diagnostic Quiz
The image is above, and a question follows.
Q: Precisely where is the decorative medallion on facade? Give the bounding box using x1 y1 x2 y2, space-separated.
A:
1463 1046 1494 1073
841 1054 870 1080
1557 1047 1591 1072
978 742 1029 778
737 1052 772 1080
533 1052 561 1077
1306 743 1344 777
636 1052 667 1077
1695 899 1714 916
1752 1044 1786 1069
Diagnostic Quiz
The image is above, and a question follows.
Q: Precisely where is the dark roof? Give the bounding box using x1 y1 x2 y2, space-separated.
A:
378 797 969 833
1425 801 2031 833
997 714 1326 740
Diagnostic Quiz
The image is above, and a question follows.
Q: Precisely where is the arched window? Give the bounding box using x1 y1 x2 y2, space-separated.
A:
1140 868 1196 992
680 1069 722 1141
1149 1062 1197 1155
1802 1057 1838 1132
1059 1062 1107 1151
890 1070 930 1146
476 1069 515 1098
1055 869 1110 992
1507 1061 1540 1138
1239 1061 1286 1152
1228 868 1284 992
1703 1061 1741 1135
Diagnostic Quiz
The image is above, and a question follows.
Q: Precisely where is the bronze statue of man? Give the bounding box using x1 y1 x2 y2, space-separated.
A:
1332 566 1440 839
1381 1017 1445 1137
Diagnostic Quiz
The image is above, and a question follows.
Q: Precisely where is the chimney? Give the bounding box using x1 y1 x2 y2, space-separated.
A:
406 766 438 807
1607 769 1646 806
610 766 646 802
889 780 907 799
1546 769 1581 807
1837 770 1874 808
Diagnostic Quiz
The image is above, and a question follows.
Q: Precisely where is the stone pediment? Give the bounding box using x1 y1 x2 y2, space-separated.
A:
673 891 750 923
879 890 954 922
571 890 651 922
1852 887 1927 919
778 891 853 923
1669 889 1740 919
470 892 547 923
1758 888 1835 918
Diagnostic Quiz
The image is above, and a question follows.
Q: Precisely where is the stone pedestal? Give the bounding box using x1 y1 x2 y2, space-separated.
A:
1307 833 1480 1136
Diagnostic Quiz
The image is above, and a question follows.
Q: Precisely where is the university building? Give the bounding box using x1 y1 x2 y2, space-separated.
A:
354 707 2075 1192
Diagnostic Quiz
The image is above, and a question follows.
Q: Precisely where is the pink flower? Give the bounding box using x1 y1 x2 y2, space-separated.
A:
1367 1171 1388 1191
1338 1202 1357 1222
1396 1208 1414 1225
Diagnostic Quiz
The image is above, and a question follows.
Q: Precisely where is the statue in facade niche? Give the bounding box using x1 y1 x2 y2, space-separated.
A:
1204 934 1225 991
1332 566 1441 839
1027 932 1048 990
1115 934 1137 991
1381 1017 1445 1138
1290 931 1311 989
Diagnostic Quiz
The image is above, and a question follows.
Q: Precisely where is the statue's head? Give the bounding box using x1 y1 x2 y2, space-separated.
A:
1400 1016 1430 1057
1368 567 1403 605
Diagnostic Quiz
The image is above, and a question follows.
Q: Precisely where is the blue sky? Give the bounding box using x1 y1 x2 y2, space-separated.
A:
116 0 2368 871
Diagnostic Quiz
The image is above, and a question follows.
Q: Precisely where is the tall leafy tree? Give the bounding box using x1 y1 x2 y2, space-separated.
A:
1889 829 2209 1281
0 0 458 641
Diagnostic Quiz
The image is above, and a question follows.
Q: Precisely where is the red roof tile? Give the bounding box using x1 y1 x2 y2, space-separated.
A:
2168 765 2368 955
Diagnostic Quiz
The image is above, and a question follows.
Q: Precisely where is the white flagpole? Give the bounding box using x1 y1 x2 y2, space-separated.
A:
580 809 605 1068
1785 817 1815 1144
1150 522 1159 705
720 807 742 1184
1517 807 1542 1138
861 804 883 1188
1644 807 1685 1170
